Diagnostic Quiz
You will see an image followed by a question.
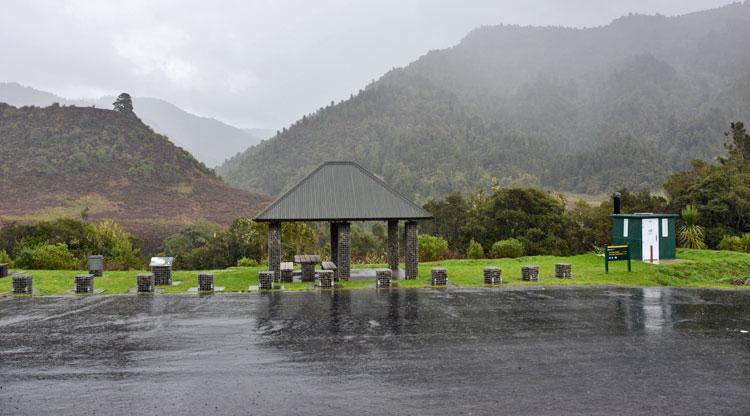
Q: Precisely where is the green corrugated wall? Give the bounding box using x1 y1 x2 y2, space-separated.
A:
611 216 675 260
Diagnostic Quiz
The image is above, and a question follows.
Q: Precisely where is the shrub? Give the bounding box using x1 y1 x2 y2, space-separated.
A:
418 234 449 262
718 235 743 252
0 249 11 266
237 257 259 267
490 238 524 258
466 239 484 259
14 243 78 270
718 234 750 253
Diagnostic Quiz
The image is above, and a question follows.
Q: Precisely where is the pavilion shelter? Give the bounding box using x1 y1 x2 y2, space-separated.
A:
254 161 433 280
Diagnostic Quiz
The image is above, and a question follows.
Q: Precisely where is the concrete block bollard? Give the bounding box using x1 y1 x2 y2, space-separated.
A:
198 273 214 291
484 267 502 284
431 268 448 286
376 269 392 288
12 274 32 294
258 271 275 289
317 270 334 288
75 274 94 294
137 273 155 293
555 263 572 279
522 266 539 282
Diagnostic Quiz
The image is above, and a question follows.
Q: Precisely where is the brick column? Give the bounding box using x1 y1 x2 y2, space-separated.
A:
387 220 399 271
405 220 418 279
268 221 282 280
337 222 351 281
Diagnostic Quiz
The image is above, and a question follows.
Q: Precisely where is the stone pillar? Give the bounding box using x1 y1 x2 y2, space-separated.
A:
484 267 502 285
198 273 214 291
259 271 275 289
431 268 447 286
330 222 339 266
555 263 572 279
387 220 399 271
376 268 392 288
337 222 351 281
317 269 334 288
522 265 540 282
75 274 94 293
268 221 282 280
405 220 418 279
137 273 154 293
12 274 33 294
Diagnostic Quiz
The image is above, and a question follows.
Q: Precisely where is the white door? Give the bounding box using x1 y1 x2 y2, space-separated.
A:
642 219 660 262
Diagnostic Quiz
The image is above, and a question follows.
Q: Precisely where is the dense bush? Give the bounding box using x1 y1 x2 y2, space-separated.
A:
466 239 484 259
14 243 79 270
418 234 449 262
0 249 11 266
717 234 750 252
0 218 142 270
236 257 259 267
490 239 524 258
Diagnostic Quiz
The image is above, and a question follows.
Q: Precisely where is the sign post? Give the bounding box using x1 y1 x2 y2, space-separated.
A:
605 244 631 274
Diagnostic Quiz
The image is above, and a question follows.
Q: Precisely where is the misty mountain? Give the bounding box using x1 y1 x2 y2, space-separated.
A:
0 82 269 167
218 2 750 199
0 103 270 252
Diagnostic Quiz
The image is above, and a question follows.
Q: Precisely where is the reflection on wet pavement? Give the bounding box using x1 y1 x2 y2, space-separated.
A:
1 287 749 415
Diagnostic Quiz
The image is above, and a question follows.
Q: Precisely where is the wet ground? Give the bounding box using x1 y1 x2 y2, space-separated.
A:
1 287 749 415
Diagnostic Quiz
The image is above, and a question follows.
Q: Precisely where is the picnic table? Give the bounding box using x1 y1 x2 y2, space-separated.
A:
294 255 321 282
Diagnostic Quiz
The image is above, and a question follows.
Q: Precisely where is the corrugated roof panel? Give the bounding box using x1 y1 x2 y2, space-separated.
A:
255 161 433 221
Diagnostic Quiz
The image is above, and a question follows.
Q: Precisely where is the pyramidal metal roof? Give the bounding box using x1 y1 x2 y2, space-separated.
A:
254 161 433 221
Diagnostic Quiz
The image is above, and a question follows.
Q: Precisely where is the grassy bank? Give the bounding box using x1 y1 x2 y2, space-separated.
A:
1 249 749 296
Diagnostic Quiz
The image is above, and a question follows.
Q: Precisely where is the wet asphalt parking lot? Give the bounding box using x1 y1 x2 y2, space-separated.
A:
1 287 749 415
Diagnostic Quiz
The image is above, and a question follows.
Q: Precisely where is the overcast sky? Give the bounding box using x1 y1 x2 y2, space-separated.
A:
0 0 731 129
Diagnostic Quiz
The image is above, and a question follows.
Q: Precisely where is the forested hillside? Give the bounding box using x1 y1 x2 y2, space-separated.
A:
218 2 750 199
0 82 270 167
0 103 270 251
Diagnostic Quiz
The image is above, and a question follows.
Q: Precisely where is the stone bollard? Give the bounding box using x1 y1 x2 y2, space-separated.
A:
484 267 502 284
137 273 155 293
555 263 572 279
376 269 392 288
431 268 448 286
75 274 94 294
258 271 275 289
198 273 214 291
317 270 334 288
522 265 539 282
301 263 315 282
152 266 172 286
12 274 32 294
280 269 293 283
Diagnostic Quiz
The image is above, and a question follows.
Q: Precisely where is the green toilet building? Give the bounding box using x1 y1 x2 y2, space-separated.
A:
610 194 678 262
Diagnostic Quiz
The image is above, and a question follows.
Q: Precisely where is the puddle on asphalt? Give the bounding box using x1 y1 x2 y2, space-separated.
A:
1 287 749 416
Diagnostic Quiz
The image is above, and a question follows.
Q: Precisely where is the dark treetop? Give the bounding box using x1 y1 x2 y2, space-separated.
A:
254 161 433 222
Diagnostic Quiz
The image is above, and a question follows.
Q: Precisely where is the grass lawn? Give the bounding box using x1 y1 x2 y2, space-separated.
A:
1 249 749 296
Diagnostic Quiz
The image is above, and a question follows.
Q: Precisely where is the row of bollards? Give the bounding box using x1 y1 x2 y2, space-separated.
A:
427 263 573 287
9 263 573 296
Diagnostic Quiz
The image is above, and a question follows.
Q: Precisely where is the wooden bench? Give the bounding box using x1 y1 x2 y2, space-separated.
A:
280 262 294 282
